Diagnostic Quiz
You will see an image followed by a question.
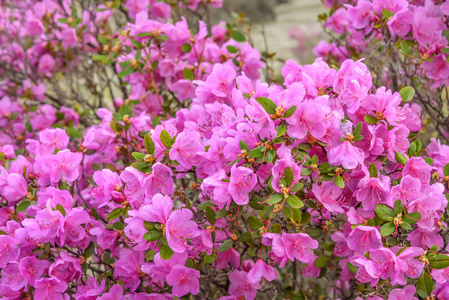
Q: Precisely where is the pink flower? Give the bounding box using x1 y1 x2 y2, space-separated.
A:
38 53 55 75
165 209 199 253
34 277 68 300
388 286 418 300
246 99 276 140
364 248 405 285
324 7 348 34
49 251 83 283
346 1 375 29
282 232 318 263
247 259 278 285
144 163 174 198
194 64 236 104
347 226 382 252
412 10 439 46
287 102 327 139
0 262 26 291
201 169 232 209
328 141 364 170
125 0 149 18
166 265 201 297
22 208 64 244
169 131 203 171
59 207 91 245
139 194 199 253
402 157 432 185
19 256 50 288
90 169 123 208
228 165 258 205
0 172 28 205
97 284 125 300
141 252 188 285
48 150 83 185
60 28 78 48
387 9 412 37
229 270 259 300
355 176 391 211
312 180 344 214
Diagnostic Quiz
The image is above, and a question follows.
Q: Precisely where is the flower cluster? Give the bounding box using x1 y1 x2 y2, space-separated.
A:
1 0 449 299
314 0 449 88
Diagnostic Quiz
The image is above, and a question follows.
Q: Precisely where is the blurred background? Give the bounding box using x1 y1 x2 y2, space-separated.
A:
217 0 326 65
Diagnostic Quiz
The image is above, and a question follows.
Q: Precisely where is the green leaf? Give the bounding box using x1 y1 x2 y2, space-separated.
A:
290 183 304 193
368 163 378 178
135 49 142 60
403 212 421 224
231 30 246 42
393 199 403 215
107 207 122 221
417 272 433 297
143 230 162 241
181 43 191 52
92 54 109 62
334 176 345 188
346 262 358 274
364 115 378 125
283 167 294 187
276 124 287 137
314 255 330 268
282 207 293 219
266 193 283 204
256 97 276 115
400 221 412 230
247 216 264 231
160 244 174 260
118 68 134 77
248 146 265 158
353 122 363 136
205 253 217 263
249 197 265 210
113 222 124 230
239 140 249 151
182 68 194 81
160 130 173 149
375 204 395 221
270 223 282 233
444 163 449 177
84 241 95 258
219 239 233 252
301 168 312 176
16 200 31 213
131 40 142 48
400 40 412 56
395 152 407 165
382 9 392 19
144 134 155 155
283 106 297 118
197 201 211 210
399 86 415 102
226 45 238 53
287 195 304 209
56 204 66 217
380 222 395 236
240 231 253 243
205 206 216 226
429 254 449 269
132 152 145 161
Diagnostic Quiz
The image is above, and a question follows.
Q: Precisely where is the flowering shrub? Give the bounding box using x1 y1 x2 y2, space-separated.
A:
313 0 449 139
1 0 449 300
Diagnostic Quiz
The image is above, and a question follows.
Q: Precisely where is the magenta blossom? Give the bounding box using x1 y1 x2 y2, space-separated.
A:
347 226 382 252
166 265 201 297
247 259 278 285
228 165 257 205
